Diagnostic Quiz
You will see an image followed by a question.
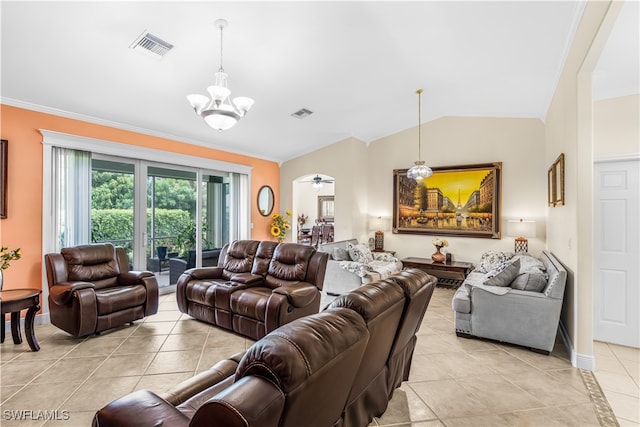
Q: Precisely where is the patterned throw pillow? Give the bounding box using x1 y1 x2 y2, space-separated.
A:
483 259 520 287
346 242 374 264
476 250 515 273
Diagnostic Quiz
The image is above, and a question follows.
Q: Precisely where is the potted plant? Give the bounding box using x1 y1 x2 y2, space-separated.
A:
0 246 22 289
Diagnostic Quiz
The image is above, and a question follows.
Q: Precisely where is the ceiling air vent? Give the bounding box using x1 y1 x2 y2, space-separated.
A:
130 30 174 59
291 108 314 120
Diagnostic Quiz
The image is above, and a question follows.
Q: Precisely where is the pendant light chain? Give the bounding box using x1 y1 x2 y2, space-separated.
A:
218 22 224 73
417 88 423 161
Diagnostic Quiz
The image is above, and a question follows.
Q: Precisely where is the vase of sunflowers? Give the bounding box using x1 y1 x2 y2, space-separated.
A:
270 210 292 242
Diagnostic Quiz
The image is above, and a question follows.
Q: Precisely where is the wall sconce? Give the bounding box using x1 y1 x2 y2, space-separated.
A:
369 216 390 252
507 218 536 253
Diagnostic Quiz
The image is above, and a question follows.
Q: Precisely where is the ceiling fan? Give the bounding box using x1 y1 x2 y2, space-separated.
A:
301 175 334 188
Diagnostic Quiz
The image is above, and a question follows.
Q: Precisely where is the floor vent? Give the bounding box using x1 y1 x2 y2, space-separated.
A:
130 31 174 59
291 108 314 119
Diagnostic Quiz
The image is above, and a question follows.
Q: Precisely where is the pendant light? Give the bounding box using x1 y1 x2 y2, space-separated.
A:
187 19 254 132
406 89 433 181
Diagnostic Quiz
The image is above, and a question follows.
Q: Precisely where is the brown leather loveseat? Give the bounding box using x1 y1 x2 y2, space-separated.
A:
44 243 159 338
176 240 328 340
92 268 436 427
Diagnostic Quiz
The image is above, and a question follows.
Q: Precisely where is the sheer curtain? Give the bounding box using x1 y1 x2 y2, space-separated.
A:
52 147 91 250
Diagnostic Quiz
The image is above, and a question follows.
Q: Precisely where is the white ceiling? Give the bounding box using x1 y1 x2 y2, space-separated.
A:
1 1 636 163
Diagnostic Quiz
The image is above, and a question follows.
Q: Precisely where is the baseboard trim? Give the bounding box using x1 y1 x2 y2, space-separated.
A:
559 321 595 371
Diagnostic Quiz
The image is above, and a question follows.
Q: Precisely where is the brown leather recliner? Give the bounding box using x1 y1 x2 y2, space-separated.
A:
92 308 370 427
326 279 407 427
176 240 328 340
92 268 436 427
383 269 437 393
44 243 159 337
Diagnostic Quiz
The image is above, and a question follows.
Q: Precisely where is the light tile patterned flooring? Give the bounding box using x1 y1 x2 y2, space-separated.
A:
0 287 636 427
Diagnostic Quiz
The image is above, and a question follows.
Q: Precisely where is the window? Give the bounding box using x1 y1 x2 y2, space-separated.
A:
42 130 251 291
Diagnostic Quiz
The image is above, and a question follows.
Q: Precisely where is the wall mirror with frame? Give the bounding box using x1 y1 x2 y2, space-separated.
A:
257 185 275 216
548 153 565 207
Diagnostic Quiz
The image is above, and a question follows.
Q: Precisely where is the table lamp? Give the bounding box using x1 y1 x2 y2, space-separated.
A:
369 216 389 252
507 218 536 253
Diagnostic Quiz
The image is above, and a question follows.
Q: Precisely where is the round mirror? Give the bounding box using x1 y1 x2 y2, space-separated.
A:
257 185 275 216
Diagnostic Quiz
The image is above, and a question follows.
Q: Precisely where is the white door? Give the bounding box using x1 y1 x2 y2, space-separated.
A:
594 159 640 348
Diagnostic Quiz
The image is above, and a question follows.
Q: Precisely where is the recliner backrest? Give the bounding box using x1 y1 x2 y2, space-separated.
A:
326 280 406 425
265 243 316 288
60 243 124 290
251 241 278 276
221 240 260 279
231 307 370 427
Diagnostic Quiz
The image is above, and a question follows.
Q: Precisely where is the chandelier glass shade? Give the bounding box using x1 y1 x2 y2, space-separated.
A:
407 89 432 181
187 19 254 132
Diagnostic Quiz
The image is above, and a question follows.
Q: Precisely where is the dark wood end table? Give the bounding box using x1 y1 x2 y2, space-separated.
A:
402 257 474 288
0 288 42 351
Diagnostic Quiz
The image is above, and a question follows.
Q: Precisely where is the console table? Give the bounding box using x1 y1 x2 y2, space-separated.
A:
402 257 473 288
0 288 41 351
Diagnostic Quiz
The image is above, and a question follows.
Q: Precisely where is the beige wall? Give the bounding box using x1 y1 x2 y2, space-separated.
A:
545 0 621 368
281 137 369 242
367 117 547 263
594 95 640 158
282 117 546 265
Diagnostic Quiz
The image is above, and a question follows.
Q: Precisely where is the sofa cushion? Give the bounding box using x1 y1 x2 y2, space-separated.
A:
483 259 520 287
230 287 272 321
333 247 351 261
346 242 374 264
510 272 548 292
513 254 548 277
95 285 147 315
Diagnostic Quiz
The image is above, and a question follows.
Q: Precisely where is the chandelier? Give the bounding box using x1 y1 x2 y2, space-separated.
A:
187 19 254 132
406 89 433 181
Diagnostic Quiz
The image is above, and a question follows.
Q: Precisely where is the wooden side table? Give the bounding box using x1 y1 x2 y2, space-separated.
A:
0 288 41 351
402 257 473 288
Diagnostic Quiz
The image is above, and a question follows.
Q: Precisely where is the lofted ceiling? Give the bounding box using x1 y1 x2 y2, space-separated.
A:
1 1 636 163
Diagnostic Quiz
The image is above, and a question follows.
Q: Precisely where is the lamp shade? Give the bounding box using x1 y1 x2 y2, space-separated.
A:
507 219 536 238
369 216 390 232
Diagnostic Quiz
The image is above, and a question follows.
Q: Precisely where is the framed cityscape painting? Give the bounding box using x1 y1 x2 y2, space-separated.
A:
393 162 502 238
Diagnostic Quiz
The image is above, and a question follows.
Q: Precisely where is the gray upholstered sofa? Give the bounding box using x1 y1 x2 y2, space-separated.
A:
318 239 403 296
451 250 567 354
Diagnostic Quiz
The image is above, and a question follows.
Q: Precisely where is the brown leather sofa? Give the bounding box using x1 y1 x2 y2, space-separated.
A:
44 243 159 337
176 240 328 340
92 268 436 427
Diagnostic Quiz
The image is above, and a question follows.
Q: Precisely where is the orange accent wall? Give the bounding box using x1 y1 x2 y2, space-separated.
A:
0 104 279 296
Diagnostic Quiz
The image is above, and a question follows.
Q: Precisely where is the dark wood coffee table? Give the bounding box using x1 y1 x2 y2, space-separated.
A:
402 257 473 288
0 288 41 351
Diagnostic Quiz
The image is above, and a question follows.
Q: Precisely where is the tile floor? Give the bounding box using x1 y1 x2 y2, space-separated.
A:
0 287 636 427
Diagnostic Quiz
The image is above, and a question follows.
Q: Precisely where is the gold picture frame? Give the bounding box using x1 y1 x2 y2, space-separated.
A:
548 153 565 207
393 162 502 238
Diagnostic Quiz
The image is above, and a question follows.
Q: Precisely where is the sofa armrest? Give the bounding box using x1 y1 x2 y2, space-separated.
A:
93 389 190 427
322 260 363 296
49 281 95 305
161 352 244 406
468 287 563 352
118 270 155 285
184 266 224 280
190 376 284 427
272 282 318 308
